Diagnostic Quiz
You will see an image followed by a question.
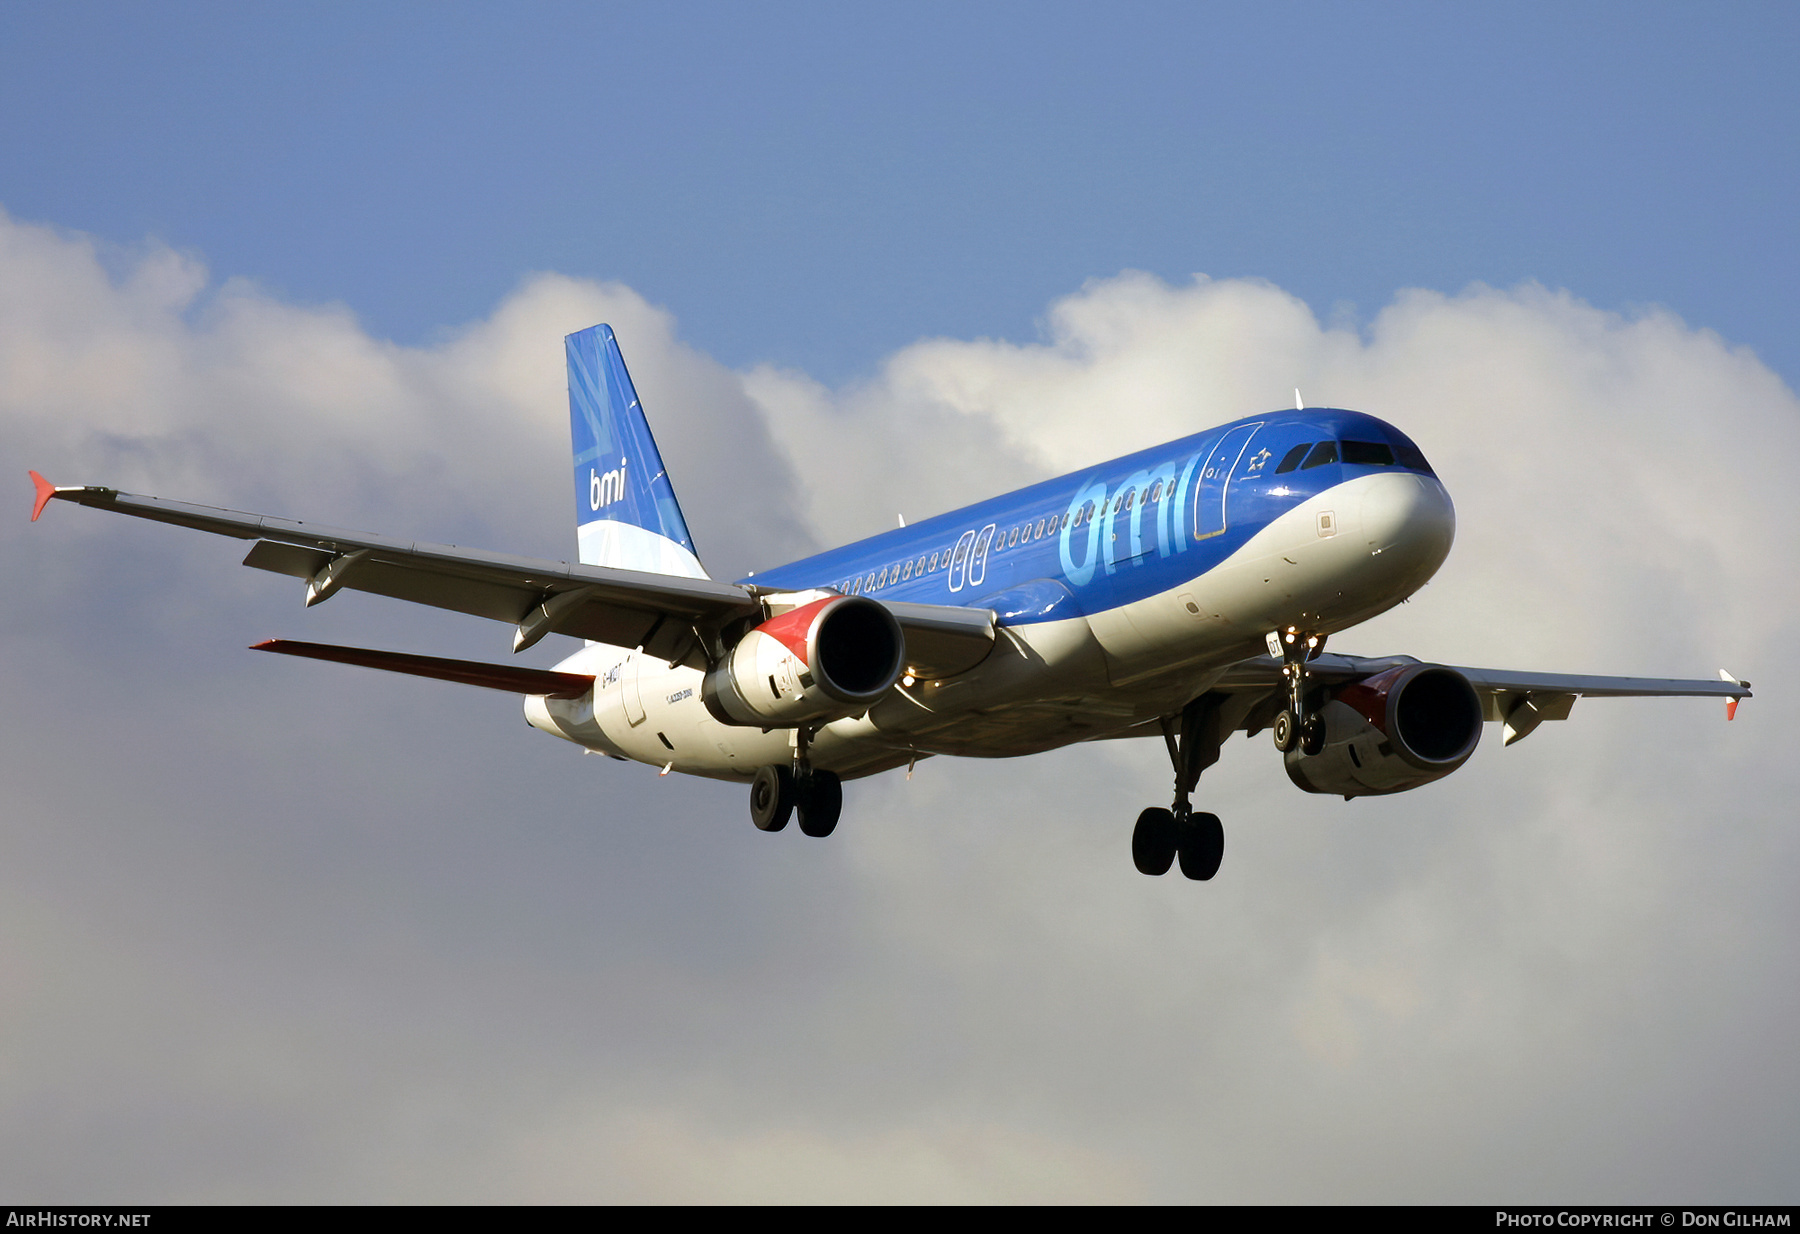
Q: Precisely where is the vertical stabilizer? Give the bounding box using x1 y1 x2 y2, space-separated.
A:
566 325 708 579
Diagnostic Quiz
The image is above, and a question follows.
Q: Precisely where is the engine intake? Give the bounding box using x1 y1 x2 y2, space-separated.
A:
702 595 905 727
1285 663 1483 797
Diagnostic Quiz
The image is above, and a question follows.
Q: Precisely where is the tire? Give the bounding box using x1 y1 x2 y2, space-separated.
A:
1177 811 1224 881
1132 807 1177 876
750 764 793 832
796 771 842 837
1272 710 1299 753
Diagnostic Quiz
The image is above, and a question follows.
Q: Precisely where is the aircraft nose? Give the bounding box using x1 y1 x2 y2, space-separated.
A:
1358 471 1455 574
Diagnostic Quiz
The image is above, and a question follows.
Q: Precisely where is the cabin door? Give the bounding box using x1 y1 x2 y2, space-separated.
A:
1193 423 1262 541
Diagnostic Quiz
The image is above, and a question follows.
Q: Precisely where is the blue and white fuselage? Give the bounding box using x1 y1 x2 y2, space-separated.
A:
533 380 1456 779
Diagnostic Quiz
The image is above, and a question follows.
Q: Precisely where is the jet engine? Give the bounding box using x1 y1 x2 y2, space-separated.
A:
702 595 905 727
1285 663 1483 797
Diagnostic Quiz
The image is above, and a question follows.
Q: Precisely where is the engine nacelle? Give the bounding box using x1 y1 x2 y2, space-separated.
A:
702 595 905 727
1285 663 1483 797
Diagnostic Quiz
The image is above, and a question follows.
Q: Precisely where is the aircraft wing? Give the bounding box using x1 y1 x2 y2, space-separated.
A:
30 475 997 675
34 477 757 661
1209 653 1751 743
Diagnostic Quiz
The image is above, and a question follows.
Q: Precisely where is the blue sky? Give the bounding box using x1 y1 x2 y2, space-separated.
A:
3 2 1795 383
3 2 1797 1202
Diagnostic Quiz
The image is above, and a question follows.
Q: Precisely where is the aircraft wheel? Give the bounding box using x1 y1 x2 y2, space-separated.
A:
1299 714 1326 756
1272 710 1299 753
796 771 842 838
1177 811 1225 881
750 765 794 832
1132 807 1177 876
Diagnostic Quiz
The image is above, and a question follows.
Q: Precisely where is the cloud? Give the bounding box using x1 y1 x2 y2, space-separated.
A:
3 214 1795 1201
0 209 812 578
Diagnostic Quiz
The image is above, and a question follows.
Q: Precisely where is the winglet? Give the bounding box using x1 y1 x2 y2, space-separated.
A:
1720 669 1750 720
28 470 56 522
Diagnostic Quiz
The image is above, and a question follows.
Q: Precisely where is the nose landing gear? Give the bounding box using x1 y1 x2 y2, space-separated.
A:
1269 628 1327 756
1133 696 1226 881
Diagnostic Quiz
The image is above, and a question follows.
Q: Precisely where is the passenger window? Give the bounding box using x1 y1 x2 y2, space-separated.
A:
1275 443 1311 474
1342 440 1395 466
1300 441 1339 469
901 560 912 580
1034 517 1046 537
1061 512 1071 530
1008 527 1019 547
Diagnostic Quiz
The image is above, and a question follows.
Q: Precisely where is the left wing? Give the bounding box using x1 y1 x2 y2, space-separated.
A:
33 473 759 662
29 473 997 677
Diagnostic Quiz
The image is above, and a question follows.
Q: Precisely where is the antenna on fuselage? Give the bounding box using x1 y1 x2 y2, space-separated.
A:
1295 388 1305 411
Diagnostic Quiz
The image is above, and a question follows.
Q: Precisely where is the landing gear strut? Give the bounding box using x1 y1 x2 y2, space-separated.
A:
1269 628 1327 756
749 726 842 837
1133 696 1226 881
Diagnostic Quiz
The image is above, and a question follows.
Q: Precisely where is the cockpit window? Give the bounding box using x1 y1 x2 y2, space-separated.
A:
1300 440 1339 469
1342 440 1396 466
1394 443 1434 475
1379 427 1436 476
1275 443 1311 474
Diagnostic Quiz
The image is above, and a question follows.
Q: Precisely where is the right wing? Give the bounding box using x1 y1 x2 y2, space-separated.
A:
1211 653 1751 744
31 474 995 676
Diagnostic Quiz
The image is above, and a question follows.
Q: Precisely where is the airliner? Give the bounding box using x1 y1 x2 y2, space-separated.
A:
29 324 1750 881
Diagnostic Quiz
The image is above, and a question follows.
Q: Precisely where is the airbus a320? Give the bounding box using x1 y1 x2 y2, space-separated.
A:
30 324 1750 880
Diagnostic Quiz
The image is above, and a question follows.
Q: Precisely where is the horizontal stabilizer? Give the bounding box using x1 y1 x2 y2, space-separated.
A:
252 639 593 698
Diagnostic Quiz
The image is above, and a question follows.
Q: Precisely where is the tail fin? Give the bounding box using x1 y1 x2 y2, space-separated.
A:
566 324 708 579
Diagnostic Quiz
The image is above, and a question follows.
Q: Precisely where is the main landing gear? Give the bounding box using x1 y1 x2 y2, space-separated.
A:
749 726 842 838
1133 695 1226 880
1268 628 1327 757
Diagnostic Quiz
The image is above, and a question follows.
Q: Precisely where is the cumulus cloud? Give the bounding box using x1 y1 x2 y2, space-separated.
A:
3 214 1795 1201
0 209 812 578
